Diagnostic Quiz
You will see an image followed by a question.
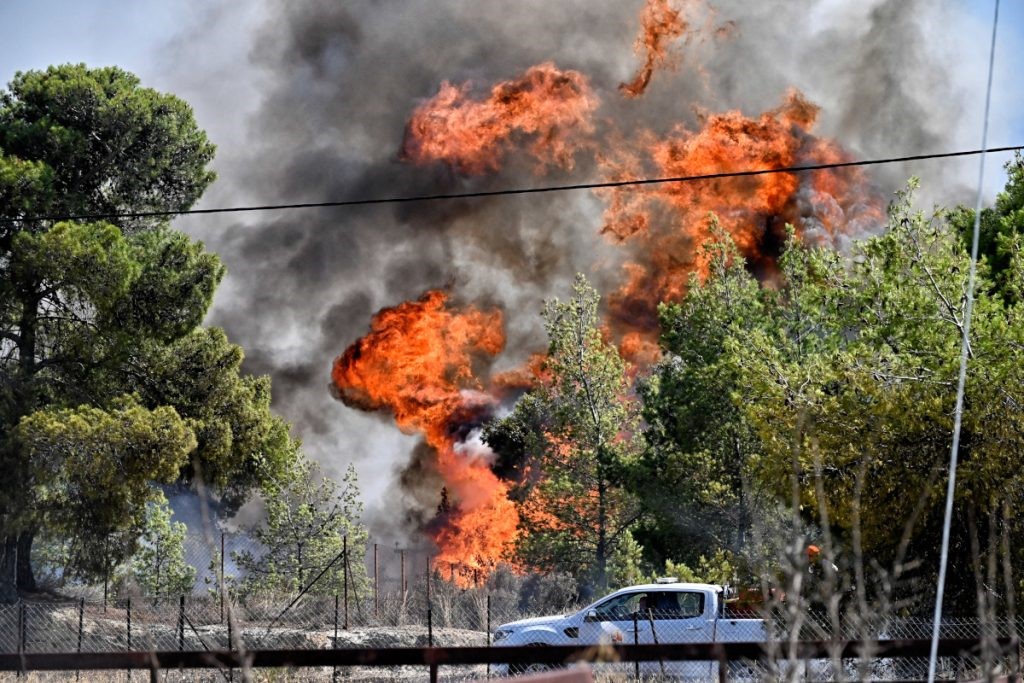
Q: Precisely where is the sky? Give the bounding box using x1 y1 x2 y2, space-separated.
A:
2 0 1023 540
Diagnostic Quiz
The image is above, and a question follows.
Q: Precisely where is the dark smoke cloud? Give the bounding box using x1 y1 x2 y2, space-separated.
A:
160 0 1003 541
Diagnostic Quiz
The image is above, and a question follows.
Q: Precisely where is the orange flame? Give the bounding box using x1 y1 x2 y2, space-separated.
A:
599 89 882 345
620 0 690 98
401 62 598 174
331 291 519 579
339 7 887 579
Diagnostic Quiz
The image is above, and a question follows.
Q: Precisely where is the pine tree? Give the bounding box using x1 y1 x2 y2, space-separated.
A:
235 460 369 596
124 494 197 597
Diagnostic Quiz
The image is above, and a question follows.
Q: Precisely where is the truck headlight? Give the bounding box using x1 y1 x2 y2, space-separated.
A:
493 629 512 642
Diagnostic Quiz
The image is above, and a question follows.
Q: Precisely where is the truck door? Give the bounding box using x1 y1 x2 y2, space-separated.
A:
639 590 714 679
577 591 649 646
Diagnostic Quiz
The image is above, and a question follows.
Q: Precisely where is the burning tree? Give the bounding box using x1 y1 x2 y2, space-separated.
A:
331 291 520 579
486 275 642 592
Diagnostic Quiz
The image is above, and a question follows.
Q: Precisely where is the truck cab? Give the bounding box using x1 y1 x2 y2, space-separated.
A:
492 579 765 675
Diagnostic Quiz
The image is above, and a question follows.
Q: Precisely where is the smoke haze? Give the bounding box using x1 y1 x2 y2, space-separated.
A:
158 0 1013 541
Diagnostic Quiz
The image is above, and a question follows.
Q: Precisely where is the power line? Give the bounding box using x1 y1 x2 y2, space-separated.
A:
6 144 1023 224
928 1 1001 682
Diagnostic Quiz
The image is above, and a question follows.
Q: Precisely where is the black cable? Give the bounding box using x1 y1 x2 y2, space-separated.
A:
6 144 1023 224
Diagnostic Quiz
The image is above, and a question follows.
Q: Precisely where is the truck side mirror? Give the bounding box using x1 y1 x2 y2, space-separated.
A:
583 609 599 623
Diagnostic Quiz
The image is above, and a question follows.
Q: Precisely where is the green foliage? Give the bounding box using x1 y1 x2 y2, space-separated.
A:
486 274 641 593
15 396 194 578
0 64 294 599
124 494 197 597
728 183 1024 611
0 64 215 229
235 460 369 596
950 153 1024 300
125 328 297 512
662 549 738 587
607 529 647 589
637 218 768 568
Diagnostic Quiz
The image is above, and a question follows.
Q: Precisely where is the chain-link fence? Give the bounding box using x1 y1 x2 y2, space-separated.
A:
4 531 1021 680
0 590 1020 680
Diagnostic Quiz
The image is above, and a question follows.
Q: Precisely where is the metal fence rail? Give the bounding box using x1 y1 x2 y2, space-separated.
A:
0 638 1016 680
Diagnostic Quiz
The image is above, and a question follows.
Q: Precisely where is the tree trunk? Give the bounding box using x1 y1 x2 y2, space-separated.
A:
734 433 748 551
595 477 608 591
0 536 18 603
15 532 36 593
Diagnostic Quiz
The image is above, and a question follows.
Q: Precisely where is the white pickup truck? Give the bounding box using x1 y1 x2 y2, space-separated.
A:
492 580 765 677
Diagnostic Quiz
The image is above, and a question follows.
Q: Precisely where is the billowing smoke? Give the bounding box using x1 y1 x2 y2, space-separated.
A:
157 0 1008 547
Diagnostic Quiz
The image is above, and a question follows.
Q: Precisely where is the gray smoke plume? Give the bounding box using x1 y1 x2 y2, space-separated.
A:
158 0 1009 541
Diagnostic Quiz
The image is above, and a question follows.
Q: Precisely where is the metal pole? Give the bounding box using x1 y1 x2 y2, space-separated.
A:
220 532 225 624
333 593 340 683
15 602 23 681
427 591 436 681
647 609 665 679
426 555 431 604
227 602 234 683
342 536 349 630
77 598 85 651
633 612 640 682
400 548 406 593
373 543 379 619
486 594 491 679
17 602 24 655
178 595 185 651
126 598 132 683
76 598 84 681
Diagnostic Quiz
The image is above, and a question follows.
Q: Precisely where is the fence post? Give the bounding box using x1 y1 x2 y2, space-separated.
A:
76 598 84 681
373 543 378 619
428 604 433 647
219 531 225 624
342 536 349 629
126 598 132 683
178 595 185 651
78 598 85 651
633 612 640 682
18 601 26 660
486 594 491 679
16 602 22 655
333 593 340 683
401 548 406 593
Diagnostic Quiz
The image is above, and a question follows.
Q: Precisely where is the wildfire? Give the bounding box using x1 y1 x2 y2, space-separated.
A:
330 1 886 580
401 62 598 175
331 291 520 579
599 89 881 345
620 0 690 98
